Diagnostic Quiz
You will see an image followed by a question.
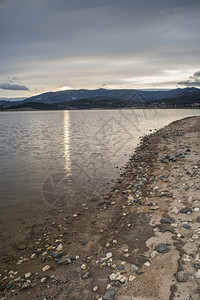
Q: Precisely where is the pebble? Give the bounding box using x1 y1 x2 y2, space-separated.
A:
155 244 170 253
21 281 30 290
176 271 189 282
172 207 179 214
82 272 90 279
106 252 113 259
103 287 117 300
56 244 63 251
110 273 117 281
160 218 172 224
93 286 99 292
57 257 71 265
194 270 200 279
129 275 136 281
180 207 192 214
81 264 87 270
130 264 139 273
42 265 51 272
24 272 31 279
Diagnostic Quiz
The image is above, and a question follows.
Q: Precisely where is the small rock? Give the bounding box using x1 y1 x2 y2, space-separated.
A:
183 224 191 229
196 216 200 223
155 244 170 253
129 275 136 282
53 252 63 258
110 273 117 281
21 281 30 290
58 257 71 265
176 271 189 282
160 218 172 224
172 207 179 214
103 287 117 300
180 207 192 214
93 286 99 292
106 252 113 259
144 262 151 267
81 264 87 270
194 270 200 279
56 244 63 251
42 265 51 272
25 272 31 279
130 264 139 273
82 272 90 279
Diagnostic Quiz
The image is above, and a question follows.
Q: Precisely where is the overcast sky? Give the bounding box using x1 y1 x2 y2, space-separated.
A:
0 0 200 98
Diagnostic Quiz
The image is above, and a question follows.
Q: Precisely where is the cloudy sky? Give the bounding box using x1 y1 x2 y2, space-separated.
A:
0 0 200 98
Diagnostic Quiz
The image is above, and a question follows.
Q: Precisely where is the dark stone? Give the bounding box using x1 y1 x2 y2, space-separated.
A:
196 216 200 223
53 252 63 258
194 263 200 269
6 283 14 290
136 271 144 275
0 285 5 291
155 244 170 253
81 241 86 245
57 257 71 265
160 218 172 224
118 265 125 270
103 287 118 300
180 207 192 214
176 272 189 282
183 224 191 229
70 255 76 260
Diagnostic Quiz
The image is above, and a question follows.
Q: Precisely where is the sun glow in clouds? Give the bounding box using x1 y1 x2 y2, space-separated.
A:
60 86 72 91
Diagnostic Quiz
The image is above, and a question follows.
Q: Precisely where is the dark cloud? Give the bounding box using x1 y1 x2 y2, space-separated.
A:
0 83 30 91
178 71 200 87
0 0 200 94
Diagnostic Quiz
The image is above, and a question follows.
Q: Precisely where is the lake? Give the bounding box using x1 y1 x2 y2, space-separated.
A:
0 109 200 245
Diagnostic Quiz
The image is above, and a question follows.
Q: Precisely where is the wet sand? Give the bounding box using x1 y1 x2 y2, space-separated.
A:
0 116 200 300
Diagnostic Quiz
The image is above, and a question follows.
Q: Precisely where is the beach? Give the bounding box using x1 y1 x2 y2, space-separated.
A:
0 115 200 300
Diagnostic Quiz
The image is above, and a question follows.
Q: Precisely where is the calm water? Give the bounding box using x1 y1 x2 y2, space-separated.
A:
0 109 200 218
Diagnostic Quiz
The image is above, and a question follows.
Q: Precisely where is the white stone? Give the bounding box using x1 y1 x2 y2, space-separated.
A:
56 244 63 251
144 262 151 267
172 207 179 214
110 273 117 281
192 234 199 239
25 272 31 279
106 252 113 258
93 286 99 292
81 264 87 270
41 277 46 283
194 270 200 279
42 265 51 272
129 275 136 282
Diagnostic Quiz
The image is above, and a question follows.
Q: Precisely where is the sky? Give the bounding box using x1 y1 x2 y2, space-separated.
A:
0 0 200 98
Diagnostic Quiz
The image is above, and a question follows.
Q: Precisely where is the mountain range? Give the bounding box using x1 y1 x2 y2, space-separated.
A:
0 87 200 109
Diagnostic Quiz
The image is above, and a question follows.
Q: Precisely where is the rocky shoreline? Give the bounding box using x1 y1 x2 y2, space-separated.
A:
0 116 200 300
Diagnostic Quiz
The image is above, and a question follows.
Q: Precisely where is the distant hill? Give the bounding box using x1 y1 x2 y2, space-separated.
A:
20 87 200 104
1 87 200 110
0 97 25 106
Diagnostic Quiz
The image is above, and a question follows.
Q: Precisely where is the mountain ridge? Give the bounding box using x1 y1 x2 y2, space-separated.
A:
0 87 200 106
